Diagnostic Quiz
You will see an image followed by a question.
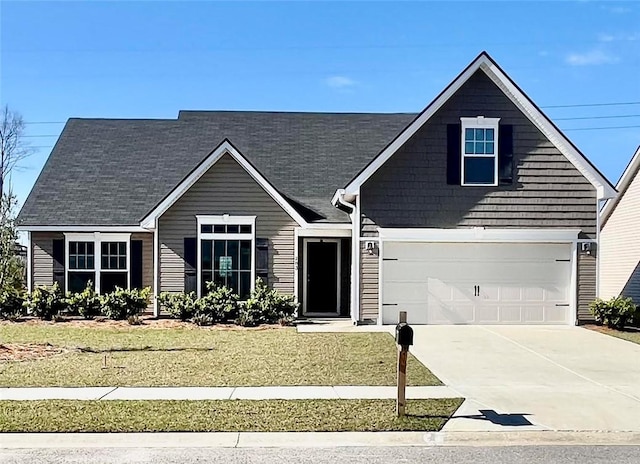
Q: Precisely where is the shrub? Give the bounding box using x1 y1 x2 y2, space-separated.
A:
66 282 102 319
158 291 198 321
237 278 298 326
192 313 214 326
100 286 151 320
0 289 25 320
195 282 239 323
590 296 637 330
23 283 67 320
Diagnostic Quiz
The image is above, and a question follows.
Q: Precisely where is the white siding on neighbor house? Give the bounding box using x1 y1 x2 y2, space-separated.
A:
158 153 297 295
601 169 640 302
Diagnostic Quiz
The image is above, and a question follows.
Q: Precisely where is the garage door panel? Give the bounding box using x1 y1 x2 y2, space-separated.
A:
383 281 428 303
427 302 475 324
382 304 429 325
381 241 572 325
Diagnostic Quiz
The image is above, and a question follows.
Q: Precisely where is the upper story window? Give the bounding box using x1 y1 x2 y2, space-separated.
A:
460 117 500 186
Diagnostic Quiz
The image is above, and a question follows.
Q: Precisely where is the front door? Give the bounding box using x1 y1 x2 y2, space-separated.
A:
304 239 340 315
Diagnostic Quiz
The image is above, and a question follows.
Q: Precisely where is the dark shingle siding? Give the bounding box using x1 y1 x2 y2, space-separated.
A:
18 113 415 226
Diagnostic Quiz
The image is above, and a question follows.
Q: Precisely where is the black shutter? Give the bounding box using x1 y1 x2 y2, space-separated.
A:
184 237 197 293
130 240 143 289
498 124 514 185
256 238 269 285
446 124 462 185
52 239 65 290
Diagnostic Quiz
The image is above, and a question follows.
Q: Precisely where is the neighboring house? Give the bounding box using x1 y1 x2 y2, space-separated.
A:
600 146 640 302
17 52 617 325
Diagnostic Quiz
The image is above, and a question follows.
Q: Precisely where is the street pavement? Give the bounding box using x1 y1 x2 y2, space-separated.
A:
2 446 640 464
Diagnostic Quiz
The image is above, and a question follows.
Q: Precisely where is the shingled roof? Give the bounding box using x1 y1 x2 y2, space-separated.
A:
18 111 416 226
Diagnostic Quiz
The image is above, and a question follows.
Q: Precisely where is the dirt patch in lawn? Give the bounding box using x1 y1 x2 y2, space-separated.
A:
0 343 68 362
0 318 285 331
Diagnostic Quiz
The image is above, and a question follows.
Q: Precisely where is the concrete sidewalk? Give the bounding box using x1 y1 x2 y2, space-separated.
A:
0 385 458 401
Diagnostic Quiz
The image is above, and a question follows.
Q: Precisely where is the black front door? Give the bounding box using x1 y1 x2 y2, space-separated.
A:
306 240 338 313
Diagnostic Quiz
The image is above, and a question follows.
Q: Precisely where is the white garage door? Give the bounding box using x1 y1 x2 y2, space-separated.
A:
382 242 572 325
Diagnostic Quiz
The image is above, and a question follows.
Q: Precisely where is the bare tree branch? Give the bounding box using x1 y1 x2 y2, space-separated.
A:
0 105 34 195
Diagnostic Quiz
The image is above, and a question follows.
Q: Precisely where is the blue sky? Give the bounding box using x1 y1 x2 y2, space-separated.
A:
2 1 639 212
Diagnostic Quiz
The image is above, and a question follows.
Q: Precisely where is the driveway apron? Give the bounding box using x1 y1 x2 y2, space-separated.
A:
409 326 640 432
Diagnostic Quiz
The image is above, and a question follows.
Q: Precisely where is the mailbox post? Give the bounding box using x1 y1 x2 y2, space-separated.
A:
395 311 414 417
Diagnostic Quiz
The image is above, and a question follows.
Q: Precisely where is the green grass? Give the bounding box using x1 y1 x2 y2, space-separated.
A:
0 324 441 387
0 399 463 432
589 326 640 345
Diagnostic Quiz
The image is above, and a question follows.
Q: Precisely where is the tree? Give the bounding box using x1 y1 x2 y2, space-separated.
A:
0 105 32 196
0 193 24 292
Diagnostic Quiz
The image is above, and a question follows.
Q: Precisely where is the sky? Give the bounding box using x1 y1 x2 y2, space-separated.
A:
1 1 639 216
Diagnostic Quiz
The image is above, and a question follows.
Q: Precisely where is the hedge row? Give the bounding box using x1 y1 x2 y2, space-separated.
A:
0 279 298 327
158 279 298 327
0 283 150 322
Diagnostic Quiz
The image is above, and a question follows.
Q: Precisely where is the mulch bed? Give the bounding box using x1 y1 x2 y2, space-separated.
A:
0 343 68 362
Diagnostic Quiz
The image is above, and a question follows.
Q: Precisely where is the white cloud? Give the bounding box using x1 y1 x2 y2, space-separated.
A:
325 76 356 89
565 48 619 66
598 31 640 42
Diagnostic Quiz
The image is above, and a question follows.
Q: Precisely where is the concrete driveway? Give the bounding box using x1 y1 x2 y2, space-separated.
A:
409 326 640 432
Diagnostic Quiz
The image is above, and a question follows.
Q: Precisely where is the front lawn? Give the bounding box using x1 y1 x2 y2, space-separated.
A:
0 321 441 387
0 398 463 432
588 325 640 345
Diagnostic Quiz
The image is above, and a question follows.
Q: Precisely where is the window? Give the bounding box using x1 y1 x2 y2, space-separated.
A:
68 241 95 293
64 233 130 294
461 117 500 186
197 216 255 299
100 241 128 293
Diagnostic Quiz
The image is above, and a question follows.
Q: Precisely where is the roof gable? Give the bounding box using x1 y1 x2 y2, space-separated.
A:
343 52 617 199
140 139 308 228
601 145 640 227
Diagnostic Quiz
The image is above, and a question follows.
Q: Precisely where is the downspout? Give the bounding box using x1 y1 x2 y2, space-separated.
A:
26 231 32 293
332 189 358 324
153 218 159 317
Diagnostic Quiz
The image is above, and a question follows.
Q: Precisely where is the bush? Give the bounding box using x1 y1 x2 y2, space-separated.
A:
237 278 298 326
158 291 198 321
0 289 25 320
66 282 102 319
100 286 151 320
23 283 67 320
195 282 239 323
590 296 638 330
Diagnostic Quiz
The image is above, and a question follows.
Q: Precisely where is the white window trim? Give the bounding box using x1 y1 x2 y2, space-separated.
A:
461 116 500 187
63 232 131 294
196 215 257 299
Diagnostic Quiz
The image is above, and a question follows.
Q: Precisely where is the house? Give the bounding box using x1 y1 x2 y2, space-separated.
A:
17 52 617 325
600 146 640 302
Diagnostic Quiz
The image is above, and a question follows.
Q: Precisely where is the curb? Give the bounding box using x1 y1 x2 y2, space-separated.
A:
2 431 640 449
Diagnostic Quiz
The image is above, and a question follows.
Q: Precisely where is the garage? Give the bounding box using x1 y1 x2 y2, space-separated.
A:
381 241 573 325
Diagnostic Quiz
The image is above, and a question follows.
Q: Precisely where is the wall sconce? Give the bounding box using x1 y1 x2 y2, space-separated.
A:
365 241 377 255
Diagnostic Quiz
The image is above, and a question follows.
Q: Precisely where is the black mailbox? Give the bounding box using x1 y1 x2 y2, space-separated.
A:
395 322 414 347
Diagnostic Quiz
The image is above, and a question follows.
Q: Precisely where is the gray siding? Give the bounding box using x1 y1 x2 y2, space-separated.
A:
360 70 597 238
578 250 597 323
158 153 297 294
360 242 379 321
31 232 63 287
358 70 598 324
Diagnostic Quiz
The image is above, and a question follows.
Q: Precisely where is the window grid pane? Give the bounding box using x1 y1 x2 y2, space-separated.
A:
201 238 252 299
101 241 127 270
69 241 95 270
